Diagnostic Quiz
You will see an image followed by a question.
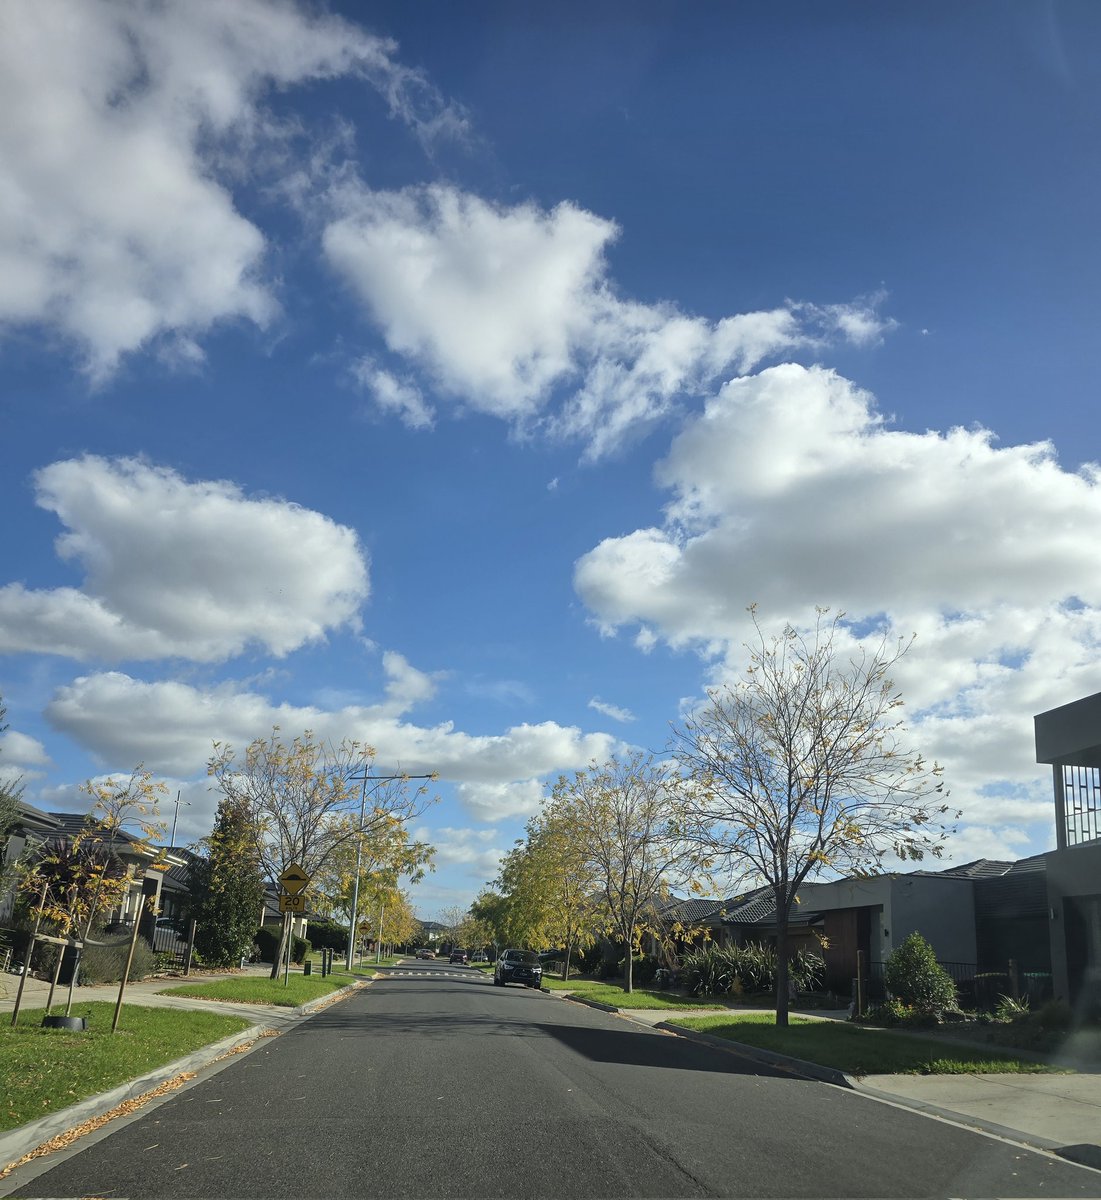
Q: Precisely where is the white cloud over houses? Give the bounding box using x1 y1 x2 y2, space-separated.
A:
0 0 463 378
322 181 892 458
574 362 1101 853
43 664 622 822
0 456 368 662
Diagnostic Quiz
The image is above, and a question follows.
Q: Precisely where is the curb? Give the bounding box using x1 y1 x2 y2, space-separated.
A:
652 1020 854 1088
558 992 853 1086
0 978 369 1174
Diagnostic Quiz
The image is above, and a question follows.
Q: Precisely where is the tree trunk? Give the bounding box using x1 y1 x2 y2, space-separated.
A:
269 913 289 980
774 895 790 1027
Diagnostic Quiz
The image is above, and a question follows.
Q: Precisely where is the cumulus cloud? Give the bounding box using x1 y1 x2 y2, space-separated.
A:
322 181 890 457
44 667 622 818
0 0 464 377
0 456 368 662
574 361 1101 851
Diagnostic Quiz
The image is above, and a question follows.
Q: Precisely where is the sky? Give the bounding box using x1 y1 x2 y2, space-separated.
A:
2 0 1101 918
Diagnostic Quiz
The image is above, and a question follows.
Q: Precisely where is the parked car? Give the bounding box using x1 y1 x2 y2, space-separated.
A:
416 948 436 960
493 949 543 988
449 950 469 964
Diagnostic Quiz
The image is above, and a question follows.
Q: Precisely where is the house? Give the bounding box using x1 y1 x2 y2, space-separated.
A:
1034 690 1101 1008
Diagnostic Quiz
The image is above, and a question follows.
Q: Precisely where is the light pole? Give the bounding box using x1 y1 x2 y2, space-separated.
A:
169 791 190 846
346 772 434 970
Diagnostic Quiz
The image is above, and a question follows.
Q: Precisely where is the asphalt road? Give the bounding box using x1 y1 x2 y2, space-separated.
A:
7 960 1101 1198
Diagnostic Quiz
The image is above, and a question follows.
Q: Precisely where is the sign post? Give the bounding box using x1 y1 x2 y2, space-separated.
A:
277 864 311 985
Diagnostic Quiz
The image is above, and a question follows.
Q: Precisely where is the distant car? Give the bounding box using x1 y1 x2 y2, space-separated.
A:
416 948 435 960
493 949 543 989
449 950 468 964
471 952 488 963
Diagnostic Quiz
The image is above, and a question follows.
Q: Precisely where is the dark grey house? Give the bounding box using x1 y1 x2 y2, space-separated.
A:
1034 690 1101 1008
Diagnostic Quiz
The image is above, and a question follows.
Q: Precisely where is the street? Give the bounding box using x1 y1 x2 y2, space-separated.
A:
7 962 1101 1198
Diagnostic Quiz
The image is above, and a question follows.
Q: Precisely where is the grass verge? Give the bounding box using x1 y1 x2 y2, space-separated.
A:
568 983 737 1010
159 975 348 1008
1 1002 252 1133
669 1013 1060 1076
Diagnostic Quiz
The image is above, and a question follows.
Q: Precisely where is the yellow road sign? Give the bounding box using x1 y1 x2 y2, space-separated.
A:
278 863 311 895
279 892 306 914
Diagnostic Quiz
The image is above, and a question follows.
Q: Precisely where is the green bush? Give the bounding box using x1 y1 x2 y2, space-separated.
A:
302 919 347 953
883 933 957 1014
254 926 279 962
252 926 310 964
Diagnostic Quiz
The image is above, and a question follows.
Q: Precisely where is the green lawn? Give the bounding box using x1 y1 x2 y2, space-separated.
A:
159 974 349 1008
670 1013 1059 1076
1 1003 252 1132
564 982 736 1010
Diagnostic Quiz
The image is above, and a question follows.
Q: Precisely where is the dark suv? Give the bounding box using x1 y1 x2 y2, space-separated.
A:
493 949 543 989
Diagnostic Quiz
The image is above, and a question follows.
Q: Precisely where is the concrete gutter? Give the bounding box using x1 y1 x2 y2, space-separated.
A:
0 978 369 1174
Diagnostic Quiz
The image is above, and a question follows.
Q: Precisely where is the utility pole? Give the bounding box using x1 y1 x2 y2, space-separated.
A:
345 772 434 971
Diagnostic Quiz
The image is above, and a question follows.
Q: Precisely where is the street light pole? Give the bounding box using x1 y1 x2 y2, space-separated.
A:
169 791 190 847
345 772 434 971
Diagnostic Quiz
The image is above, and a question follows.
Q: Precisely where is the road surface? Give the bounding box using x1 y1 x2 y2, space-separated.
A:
7 960 1101 1198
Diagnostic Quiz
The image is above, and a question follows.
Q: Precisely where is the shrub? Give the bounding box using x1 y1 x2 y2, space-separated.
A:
633 955 659 985
78 930 155 984
883 933 957 1014
302 919 347 954
1032 1000 1072 1030
254 926 279 962
994 993 1030 1022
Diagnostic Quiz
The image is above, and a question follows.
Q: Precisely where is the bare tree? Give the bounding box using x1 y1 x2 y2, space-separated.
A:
670 608 954 1025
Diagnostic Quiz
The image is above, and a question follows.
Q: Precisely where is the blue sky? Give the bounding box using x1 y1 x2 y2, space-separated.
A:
3 1 1101 916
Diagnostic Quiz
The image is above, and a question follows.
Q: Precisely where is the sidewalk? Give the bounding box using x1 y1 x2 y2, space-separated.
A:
561 992 1101 1170
0 961 302 1027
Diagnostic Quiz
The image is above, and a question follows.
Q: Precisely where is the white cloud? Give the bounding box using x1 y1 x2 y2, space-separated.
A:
0 730 51 768
0 0 464 377
0 456 368 662
417 825 508 881
588 697 636 723
44 668 622 813
352 358 435 430
322 181 888 457
574 361 1101 854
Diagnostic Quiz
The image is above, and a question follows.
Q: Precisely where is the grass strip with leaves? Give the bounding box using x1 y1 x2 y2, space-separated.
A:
1 1002 251 1133
669 1013 1061 1076
158 974 348 1008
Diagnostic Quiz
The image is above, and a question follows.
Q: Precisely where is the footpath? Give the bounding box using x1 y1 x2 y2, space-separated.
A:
2 965 1099 1178
559 991 1101 1172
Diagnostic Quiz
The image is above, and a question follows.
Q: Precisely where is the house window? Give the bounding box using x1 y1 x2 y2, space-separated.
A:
1063 764 1101 847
